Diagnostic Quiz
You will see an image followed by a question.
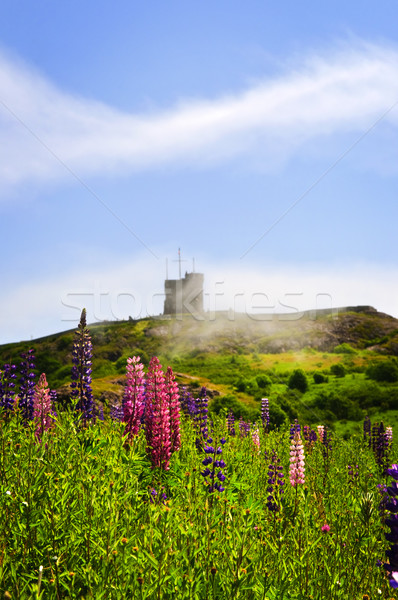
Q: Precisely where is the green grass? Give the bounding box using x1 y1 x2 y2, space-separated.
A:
1 409 397 599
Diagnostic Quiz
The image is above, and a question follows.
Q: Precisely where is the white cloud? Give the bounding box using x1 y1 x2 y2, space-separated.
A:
1 256 397 344
0 41 397 191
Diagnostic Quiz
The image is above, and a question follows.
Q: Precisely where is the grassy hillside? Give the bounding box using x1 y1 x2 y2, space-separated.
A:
1 307 398 435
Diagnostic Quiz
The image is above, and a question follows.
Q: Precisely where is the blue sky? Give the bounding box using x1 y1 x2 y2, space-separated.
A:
0 1 397 343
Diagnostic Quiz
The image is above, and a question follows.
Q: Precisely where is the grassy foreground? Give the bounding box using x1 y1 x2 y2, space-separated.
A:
1 409 397 600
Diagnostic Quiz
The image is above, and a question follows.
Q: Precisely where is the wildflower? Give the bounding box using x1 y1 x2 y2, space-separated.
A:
227 411 235 436
123 356 145 441
289 432 305 487
383 464 398 588
0 363 17 414
200 435 227 494
251 427 260 453
145 357 171 470
18 349 36 422
364 416 372 447
387 426 393 446
321 523 331 533
290 419 301 440
179 387 196 417
261 398 269 431
194 387 208 450
70 309 94 426
317 425 325 442
266 450 285 512
165 366 181 453
33 373 55 441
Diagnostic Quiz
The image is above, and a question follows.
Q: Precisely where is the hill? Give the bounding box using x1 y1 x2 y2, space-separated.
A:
1 306 398 434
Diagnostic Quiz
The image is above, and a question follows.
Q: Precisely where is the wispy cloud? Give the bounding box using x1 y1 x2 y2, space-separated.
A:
0 41 397 191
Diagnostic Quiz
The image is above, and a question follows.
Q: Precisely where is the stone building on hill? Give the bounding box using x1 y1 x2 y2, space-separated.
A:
163 250 204 316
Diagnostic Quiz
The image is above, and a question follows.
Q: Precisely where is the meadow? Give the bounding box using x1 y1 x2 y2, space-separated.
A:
1 310 398 599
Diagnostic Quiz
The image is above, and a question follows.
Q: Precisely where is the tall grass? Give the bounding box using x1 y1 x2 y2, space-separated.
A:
0 408 396 599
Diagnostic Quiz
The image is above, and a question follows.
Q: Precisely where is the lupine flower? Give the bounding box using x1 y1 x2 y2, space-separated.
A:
239 418 251 438
165 366 181 453
266 450 285 512
33 373 55 441
383 464 398 588
290 419 301 440
372 422 390 472
364 416 372 447
0 363 17 415
303 425 317 451
200 435 227 494
261 398 269 432
110 404 124 421
387 427 393 447
322 426 332 458
194 387 208 450
123 356 145 441
70 309 94 426
18 349 36 422
227 412 235 436
251 427 260 453
179 387 196 417
289 432 305 487
145 357 171 470
317 425 325 442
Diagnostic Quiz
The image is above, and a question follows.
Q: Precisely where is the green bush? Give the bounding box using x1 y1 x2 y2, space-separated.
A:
366 360 398 383
333 343 357 355
313 372 328 384
288 369 308 393
256 374 272 389
330 363 346 378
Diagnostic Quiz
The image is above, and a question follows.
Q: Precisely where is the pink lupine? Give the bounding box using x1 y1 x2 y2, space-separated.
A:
251 427 260 453
387 426 393 446
123 356 145 441
33 373 55 441
317 425 325 443
289 432 305 487
145 357 171 470
165 366 181 453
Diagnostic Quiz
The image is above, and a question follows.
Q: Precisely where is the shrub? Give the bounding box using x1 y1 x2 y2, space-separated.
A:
256 374 272 389
330 363 346 378
288 369 308 393
366 360 398 383
313 371 328 384
333 343 357 355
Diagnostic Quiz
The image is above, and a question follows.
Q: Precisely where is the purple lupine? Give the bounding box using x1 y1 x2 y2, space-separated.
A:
383 464 398 588
364 415 372 448
123 356 145 442
165 366 181 453
18 349 36 422
0 363 17 415
290 419 301 440
33 373 55 441
194 387 209 450
261 398 270 432
239 418 251 438
200 435 227 494
180 387 196 417
266 450 285 512
70 309 94 426
303 425 317 451
110 404 124 421
145 357 171 470
371 422 390 472
227 412 235 436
